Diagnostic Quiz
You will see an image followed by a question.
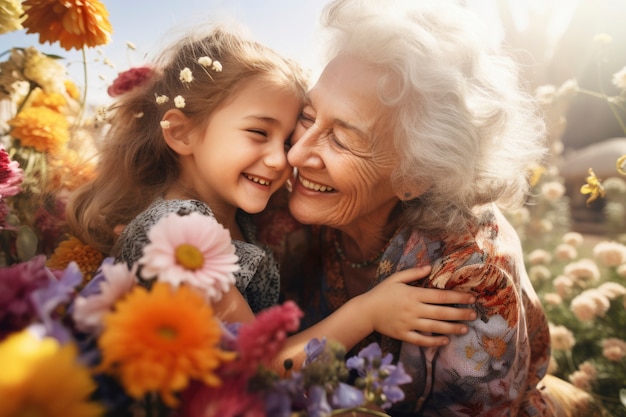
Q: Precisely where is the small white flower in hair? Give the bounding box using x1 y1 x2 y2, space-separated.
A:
134 112 144 118
198 56 213 67
96 106 108 122
212 61 222 72
593 33 612 45
160 120 171 129
180 67 194 83
156 94 169 104
174 95 186 109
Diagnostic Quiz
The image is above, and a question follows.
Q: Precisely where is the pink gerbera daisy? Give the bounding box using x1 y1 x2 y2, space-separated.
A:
0 146 23 199
72 260 137 333
138 212 239 302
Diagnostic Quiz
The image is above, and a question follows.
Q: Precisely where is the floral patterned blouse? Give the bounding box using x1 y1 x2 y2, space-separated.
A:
260 202 567 416
113 197 280 313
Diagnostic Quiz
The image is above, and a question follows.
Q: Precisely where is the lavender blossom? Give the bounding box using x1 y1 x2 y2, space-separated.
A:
331 382 365 409
306 385 332 417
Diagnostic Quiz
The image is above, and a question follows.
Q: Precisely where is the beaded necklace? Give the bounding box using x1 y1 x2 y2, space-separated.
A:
331 229 390 269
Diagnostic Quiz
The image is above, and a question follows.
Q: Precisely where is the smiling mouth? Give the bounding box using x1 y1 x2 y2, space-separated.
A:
244 174 271 186
297 175 334 192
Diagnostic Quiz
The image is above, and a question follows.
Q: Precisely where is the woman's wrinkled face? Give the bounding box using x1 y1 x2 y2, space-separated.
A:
287 55 399 229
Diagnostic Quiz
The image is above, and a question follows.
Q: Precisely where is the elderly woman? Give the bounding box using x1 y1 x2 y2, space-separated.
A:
258 0 602 415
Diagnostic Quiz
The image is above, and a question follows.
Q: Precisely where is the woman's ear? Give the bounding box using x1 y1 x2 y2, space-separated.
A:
394 179 430 201
161 109 193 156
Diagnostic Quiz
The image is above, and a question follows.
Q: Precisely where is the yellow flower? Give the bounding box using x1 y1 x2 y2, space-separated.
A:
64 79 81 100
47 149 96 192
580 168 605 206
0 329 102 417
22 0 113 51
617 154 626 176
23 46 67 94
0 0 25 34
528 164 546 188
29 88 67 111
47 236 103 280
8 106 69 153
97 282 234 407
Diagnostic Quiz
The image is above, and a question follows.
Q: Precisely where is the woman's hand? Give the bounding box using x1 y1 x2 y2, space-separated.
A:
360 265 477 346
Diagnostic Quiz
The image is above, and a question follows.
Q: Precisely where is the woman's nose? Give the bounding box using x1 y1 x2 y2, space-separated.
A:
287 126 324 169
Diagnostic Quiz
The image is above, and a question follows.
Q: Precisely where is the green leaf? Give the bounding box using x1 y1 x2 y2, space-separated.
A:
16 226 38 261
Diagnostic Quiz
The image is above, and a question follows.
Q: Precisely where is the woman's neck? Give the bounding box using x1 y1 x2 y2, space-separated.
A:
335 202 401 262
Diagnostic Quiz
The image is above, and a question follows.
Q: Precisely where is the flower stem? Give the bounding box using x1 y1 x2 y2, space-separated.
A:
576 87 626 136
78 47 88 123
331 407 391 416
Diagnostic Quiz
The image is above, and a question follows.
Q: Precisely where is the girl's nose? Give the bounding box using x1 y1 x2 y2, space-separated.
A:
264 140 288 171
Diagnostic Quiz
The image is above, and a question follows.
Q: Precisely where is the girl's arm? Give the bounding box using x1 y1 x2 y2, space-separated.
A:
212 286 256 324
275 265 477 369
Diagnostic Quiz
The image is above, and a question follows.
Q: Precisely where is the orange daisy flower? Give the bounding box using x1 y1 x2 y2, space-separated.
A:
46 236 103 281
97 282 235 407
28 88 67 111
22 0 113 51
8 106 69 153
47 149 96 192
64 79 81 100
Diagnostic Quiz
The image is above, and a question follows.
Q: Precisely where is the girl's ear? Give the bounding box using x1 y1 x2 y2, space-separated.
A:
162 109 193 156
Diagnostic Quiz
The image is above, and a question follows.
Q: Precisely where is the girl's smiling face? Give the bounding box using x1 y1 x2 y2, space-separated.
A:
182 78 301 218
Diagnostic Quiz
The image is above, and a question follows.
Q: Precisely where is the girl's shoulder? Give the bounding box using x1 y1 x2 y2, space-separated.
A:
113 197 214 264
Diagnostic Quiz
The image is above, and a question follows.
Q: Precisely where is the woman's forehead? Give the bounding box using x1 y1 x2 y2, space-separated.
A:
308 55 388 135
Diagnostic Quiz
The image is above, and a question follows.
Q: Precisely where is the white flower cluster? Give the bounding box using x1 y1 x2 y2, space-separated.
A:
158 56 223 127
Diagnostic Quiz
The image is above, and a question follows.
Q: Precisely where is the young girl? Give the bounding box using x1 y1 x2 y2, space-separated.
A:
66 26 476 368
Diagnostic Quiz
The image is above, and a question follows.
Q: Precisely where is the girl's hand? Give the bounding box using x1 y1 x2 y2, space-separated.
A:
361 265 477 346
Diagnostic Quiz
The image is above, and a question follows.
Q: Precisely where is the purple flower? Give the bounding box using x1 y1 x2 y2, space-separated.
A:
379 362 412 407
264 389 292 417
0 255 50 340
306 385 331 417
31 261 83 342
304 337 326 365
331 382 364 409
346 342 412 409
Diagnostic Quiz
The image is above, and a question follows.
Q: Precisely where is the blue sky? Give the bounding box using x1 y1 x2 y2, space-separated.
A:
2 0 579 107
2 0 329 105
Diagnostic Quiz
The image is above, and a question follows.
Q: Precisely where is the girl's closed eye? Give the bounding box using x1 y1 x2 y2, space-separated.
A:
246 128 268 139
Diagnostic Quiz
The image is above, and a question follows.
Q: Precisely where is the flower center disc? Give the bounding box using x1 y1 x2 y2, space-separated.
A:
157 326 178 340
175 243 204 270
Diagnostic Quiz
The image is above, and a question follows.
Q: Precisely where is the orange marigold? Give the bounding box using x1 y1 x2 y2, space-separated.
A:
28 88 67 111
47 236 103 280
98 282 234 407
47 149 96 192
64 79 81 100
8 106 69 153
22 0 112 51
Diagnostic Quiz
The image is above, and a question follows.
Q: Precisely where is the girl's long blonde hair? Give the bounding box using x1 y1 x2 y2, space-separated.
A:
66 26 307 254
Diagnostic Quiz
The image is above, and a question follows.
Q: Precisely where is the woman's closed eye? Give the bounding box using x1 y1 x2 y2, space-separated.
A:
298 110 315 128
